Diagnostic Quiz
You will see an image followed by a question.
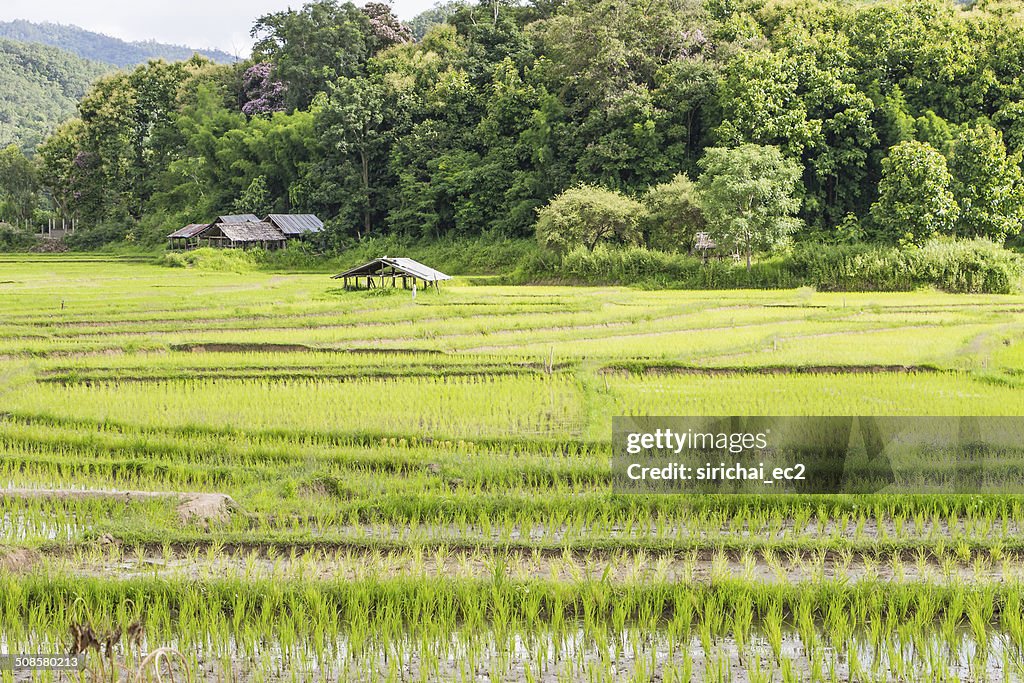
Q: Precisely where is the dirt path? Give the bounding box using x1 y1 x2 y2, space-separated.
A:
0 488 238 524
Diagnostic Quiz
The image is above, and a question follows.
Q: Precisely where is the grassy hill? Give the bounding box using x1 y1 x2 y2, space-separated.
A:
0 38 110 151
0 20 238 68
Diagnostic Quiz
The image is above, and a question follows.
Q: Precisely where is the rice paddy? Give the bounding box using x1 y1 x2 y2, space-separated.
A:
2 254 1024 681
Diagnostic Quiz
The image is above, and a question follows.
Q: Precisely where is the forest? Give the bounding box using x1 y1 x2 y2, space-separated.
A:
0 39 110 151
2 0 1024 285
0 20 237 69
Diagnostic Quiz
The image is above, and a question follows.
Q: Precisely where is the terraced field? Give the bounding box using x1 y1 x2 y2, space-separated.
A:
2 254 1024 681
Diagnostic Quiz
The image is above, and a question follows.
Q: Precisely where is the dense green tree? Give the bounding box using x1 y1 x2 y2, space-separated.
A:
16 0 1024 253
316 77 390 237
642 173 705 252
251 0 376 110
697 144 802 270
0 39 110 150
0 145 39 227
949 121 1024 242
535 184 645 254
870 140 959 244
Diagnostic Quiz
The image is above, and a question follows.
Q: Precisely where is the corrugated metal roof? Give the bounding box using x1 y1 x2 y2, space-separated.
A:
265 214 324 235
168 224 209 239
384 257 451 282
333 257 452 282
217 222 287 242
217 214 260 224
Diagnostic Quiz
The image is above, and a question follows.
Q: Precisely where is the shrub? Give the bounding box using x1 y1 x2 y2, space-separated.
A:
789 243 916 291
790 238 1023 293
0 222 37 251
642 173 706 252
535 184 646 255
158 247 259 272
914 238 1023 294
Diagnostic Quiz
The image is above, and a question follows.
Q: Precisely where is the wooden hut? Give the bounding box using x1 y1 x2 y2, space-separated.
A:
264 214 324 238
167 224 209 250
197 221 288 250
332 257 452 290
691 231 717 263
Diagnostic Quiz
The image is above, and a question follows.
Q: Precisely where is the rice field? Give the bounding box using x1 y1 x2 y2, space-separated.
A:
1 254 1024 681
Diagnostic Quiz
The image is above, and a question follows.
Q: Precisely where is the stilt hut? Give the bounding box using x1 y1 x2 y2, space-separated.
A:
264 214 324 238
332 257 452 291
197 221 288 250
167 224 209 250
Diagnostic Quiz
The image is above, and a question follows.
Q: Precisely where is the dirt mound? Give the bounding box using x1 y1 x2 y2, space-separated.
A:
176 493 236 524
1 488 240 526
0 546 40 573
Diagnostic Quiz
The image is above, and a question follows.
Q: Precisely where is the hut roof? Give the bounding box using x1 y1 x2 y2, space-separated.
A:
265 214 324 235
693 231 717 250
217 214 260 224
168 223 209 239
332 257 452 283
216 222 288 243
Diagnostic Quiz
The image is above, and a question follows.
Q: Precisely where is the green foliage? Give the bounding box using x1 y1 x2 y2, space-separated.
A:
523 243 797 288
0 145 39 227
914 237 1024 294
949 121 1024 243
0 20 236 68
790 238 1023 293
6 0 1024 274
535 184 646 254
251 1 376 110
0 39 110 150
0 222 37 251
232 175 272 216
157 247 259 272
642 173 706 252
697 144 802 269
870 141 959 245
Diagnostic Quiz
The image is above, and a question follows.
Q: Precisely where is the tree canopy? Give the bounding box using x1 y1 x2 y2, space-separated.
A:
2 0 1024 255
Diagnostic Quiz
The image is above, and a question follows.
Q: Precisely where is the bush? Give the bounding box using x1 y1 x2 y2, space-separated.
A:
789 243 916 291
790 238 1023 293
158 247 260 272
914 238 1023 294
0 222 38 251
642 173 705 252
515 239 1023 293
515 244 798 289
535 184 645 255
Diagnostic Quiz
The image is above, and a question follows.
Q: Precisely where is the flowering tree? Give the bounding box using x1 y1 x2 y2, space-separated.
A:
241 63 287 117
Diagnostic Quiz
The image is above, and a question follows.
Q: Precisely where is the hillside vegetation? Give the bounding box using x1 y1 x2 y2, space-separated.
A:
0 20 237 67
0 39 110 150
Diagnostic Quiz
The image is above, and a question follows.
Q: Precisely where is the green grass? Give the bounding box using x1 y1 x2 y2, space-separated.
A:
1 255 1024 681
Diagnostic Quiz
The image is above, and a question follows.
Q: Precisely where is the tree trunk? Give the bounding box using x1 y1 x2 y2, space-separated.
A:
746 235 752 273
361 149 371 238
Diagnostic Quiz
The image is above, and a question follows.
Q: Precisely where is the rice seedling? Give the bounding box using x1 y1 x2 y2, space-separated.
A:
3 258 1024 680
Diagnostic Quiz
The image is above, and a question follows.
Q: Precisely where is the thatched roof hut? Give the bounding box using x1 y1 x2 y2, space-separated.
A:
199 221 287 250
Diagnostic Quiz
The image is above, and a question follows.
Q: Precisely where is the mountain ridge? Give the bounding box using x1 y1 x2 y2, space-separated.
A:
0 19 239 68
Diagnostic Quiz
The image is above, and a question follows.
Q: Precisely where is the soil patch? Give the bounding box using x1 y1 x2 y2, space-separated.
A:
0 488 239 525
600 363 943 376
0 546 40 573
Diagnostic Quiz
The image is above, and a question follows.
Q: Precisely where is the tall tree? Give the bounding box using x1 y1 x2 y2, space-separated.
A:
251 0 375 111
697 144 803 271
0 145 39 228
870 140 959 245
950 121 1024 243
